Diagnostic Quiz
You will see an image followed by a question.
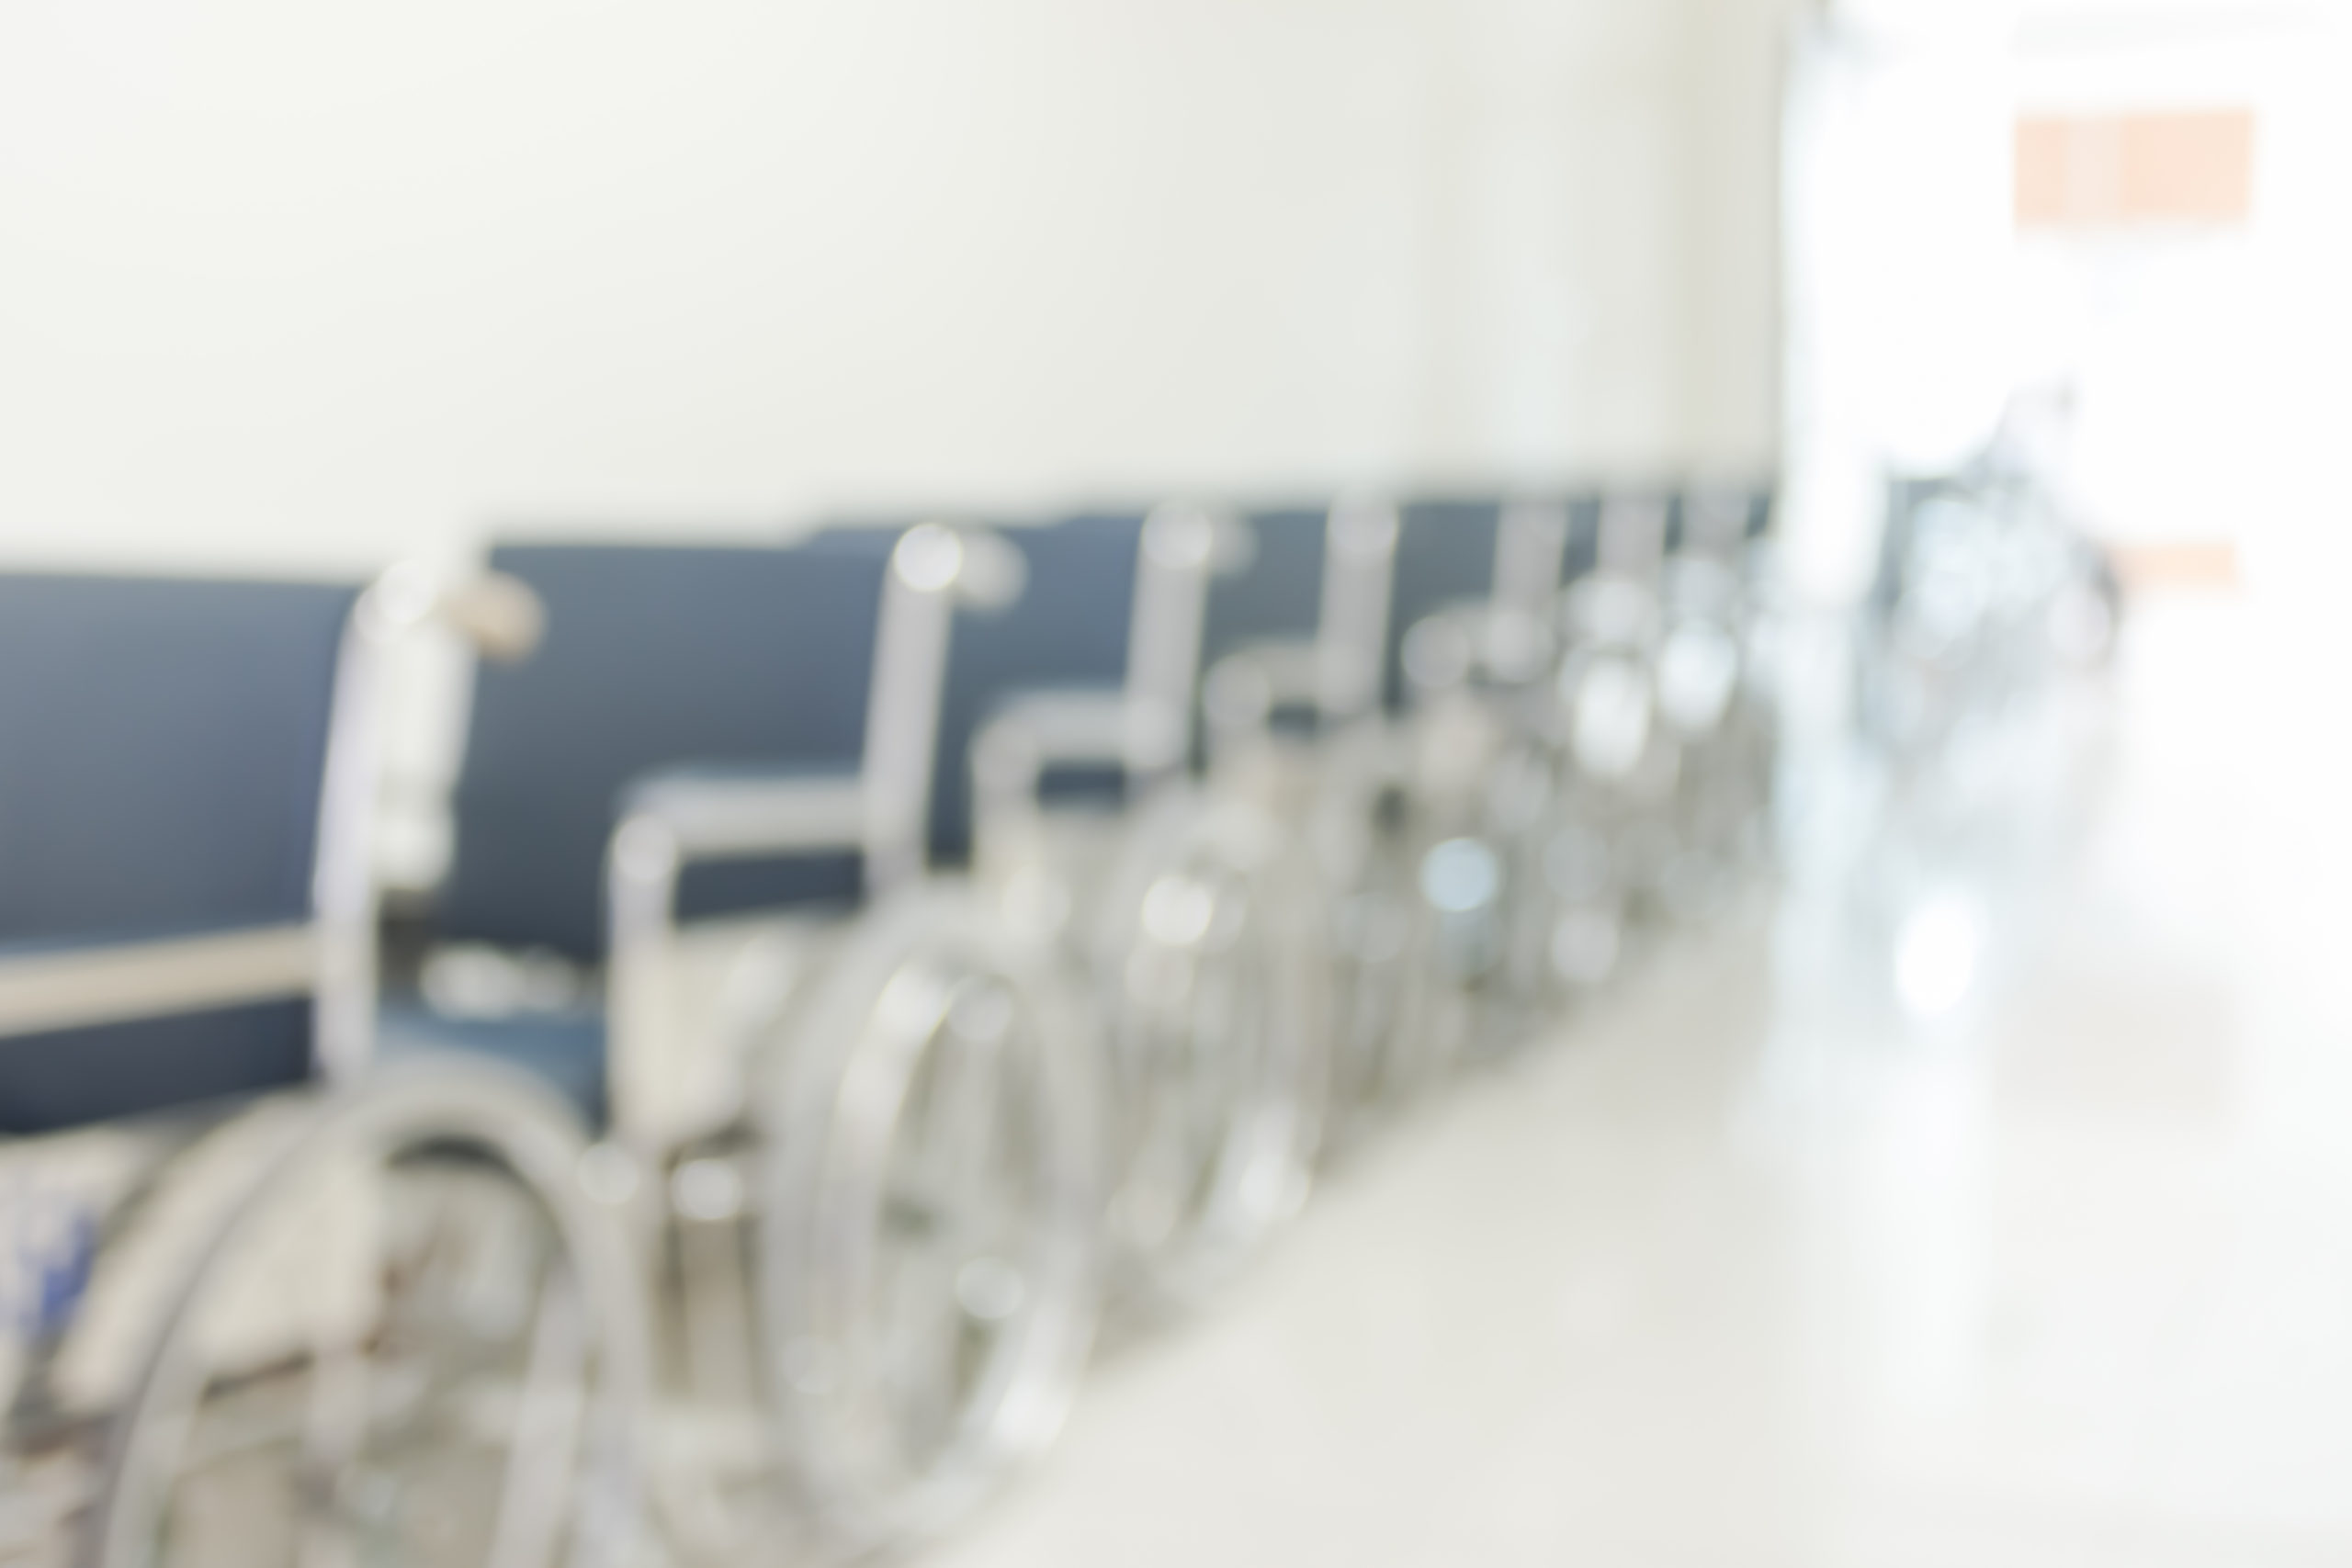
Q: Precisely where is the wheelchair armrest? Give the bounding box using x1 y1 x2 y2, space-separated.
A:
0 925 317 1042
619 765 868 863
1402 601 1556 705
969 687 1184 838
605 763 868 972
1203 641 1325 747
603 765 866 1152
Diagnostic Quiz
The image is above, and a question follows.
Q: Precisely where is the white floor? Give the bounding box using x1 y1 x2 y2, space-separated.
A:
922 592 2352 1568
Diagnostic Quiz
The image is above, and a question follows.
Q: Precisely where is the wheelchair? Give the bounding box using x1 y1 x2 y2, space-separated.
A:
1192 493 1605 1116
939 506 1332 1312
1651 489 1781 916
1849 470 2115 992
1519 488 1781 1002
1859 469 2119 772
381 529 1095 1560
1339 497 1583 1084
1188 498 1404 1151
0 570 649 1568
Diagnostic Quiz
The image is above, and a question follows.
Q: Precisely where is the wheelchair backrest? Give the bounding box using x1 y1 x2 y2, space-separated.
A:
1564 495 1604 585
0 574 368 1134
1597 492 1675 579
439 542 894 960
1493 500 1573 626
929 513 1146 867
1204 508 1327 674
1384 500 1505 711
1563 486 1774 587
1718 485 1776 547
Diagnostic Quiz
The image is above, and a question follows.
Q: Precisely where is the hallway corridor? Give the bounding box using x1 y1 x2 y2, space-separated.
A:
925 591 2352 1567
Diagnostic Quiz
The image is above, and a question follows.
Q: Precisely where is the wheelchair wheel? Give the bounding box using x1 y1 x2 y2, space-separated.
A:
90 1063 654 1568
1527 801 1634 1002
1092 793 1329 1309
762 888 1097 1556
1321 781 1422 1134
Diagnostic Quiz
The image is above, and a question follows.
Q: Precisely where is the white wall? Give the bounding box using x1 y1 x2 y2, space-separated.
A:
0 0 1803 887
2008 0 2337 573
1781 0 2352 604
0 0 1797 578
1781 5 2021 603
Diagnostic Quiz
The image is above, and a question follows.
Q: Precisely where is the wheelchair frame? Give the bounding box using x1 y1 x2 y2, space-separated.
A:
407 525 1100 1561
963 504 1335 1312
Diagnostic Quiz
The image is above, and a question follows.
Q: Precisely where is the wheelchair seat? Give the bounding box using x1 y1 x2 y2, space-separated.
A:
378 1001 609 1124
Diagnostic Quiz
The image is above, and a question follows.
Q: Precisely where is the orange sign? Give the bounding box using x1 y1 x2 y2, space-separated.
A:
2016 109 2254 230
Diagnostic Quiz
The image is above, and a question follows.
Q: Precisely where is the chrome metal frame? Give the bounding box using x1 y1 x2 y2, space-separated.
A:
1494 498 1570 626
969 502 1332 1310
1315 494 1401 720
758 885 1096 1554
1651 523 1775 910
1513 488 1787 1000
1196 498 1408 1134
1081 786 1329 1304
1346 496 1574 1081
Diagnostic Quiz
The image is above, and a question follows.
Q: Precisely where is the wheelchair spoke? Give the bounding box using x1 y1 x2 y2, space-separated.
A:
877 1225 963 1461
483 1269 589 1568
866 969 1040 1467
294 1335 369 1568
110 1113 631 1568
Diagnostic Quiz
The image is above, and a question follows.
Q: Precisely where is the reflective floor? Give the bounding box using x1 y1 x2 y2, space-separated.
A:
922 591 2352 1567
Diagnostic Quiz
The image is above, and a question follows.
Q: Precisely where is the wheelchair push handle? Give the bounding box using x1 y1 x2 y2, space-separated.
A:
362 561 548 662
